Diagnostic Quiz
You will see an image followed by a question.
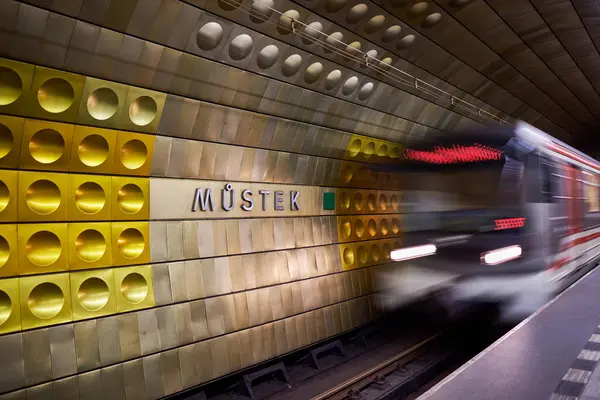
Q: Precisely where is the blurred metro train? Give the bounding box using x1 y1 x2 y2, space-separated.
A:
378 121 600 321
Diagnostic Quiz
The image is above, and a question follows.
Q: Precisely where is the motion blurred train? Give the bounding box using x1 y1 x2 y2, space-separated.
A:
381 121 600 321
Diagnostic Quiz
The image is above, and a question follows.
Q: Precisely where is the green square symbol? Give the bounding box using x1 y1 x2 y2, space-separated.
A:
323 192 336 210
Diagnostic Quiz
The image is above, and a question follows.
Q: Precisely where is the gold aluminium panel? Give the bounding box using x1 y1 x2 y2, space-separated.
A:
117 86 166 134
18 170 68 222
0 169 18 223
0 57 35 116
113 265 155 313
67 174 112 221
19 272 72 330
0 224 18 278
111 176 149 221
67 222 112 271
69 125 117 175
111 222 150 266
69 268 117 320
20 118 74 172
17 223 68 275
0 114 25 169
0 277 20 334
26 66 85 123
113 131 155 176
77 77 127 130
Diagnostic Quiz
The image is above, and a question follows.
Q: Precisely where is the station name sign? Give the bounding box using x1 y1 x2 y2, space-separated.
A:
192 183 300 212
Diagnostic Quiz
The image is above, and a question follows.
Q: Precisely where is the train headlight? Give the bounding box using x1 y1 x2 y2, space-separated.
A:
390 244 437 262
481 245 522 265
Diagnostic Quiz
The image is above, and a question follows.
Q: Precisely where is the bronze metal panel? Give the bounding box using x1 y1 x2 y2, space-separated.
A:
182 221 200 260
101 364 126 400
332 304 343 335
285 317 299 352
228 255 245 292
300 280 315 311
137 308 161 355
274 319 289 356
0 333 25 393
280 283 294 317
122 358 147 400
185 259 205 300
291 281 304 315
205 296 226 337
23 328 52 386
340 301 352 331
226 220 241 255
250 149 267 183
246 288 260 327
54 375 79 400
306 247 319 277
151 262 172 306
192 340 213 383
250 219 265 253
150 135 170 176
156 306 179 350
319 275 332 307
0 391 26 400
238 148 255 181
168 262 188 303
273 218 286 250
226 333 242 373
174 302 194 346
293 218 305 248
277 252 291 283
238 219 253 254
200 258 217 297
183 140 203 178
213 220 228 256
258 287 273 324
238 329 254 368
167 221 184 261
178 344 199 389
25 382 54 400
295 314 309 348
97 316 122 366
118 312 141 361
314 308 327 341
335 274 346 303
142 353 165 399
312 217 323 246
78 369 104 400
323 306 336 338
189 299 210 341
215 257 233 295
74 320 100 373
315 246 328 276
328 274 340 304
265 252 280 286
196 221 214 258
209 336 230 378
165 138 186 177
49 324 77 379
160 349 183 396
262 218 276 251
262 322 277 360
212 143 230 180
305 311 319 345
233 292 249 331
286 250 299 281
197 142 216 180
242 254 257 290
221 294 237 333
270 285 285 320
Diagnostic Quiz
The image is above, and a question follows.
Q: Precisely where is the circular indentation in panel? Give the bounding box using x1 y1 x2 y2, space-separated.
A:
380 219 389 236
391 218 400 234
342 76 359 95
78 134 109 167
75 229 106 263
358 82 374 100
383 243 391 260
302 22 323 45
0 123 13 160
325 0 348 13
29 129 65 164
0 67 22 106
379 194 388 211
348 139 361 157
365 15 386 33
371 244 381 262
325 32 344 52
118 228 145 259
87 87 118 120
0 235 9 268
229 34 253 61
118 183 144 214
0 180 9 213
37 78 74 114
340 192 350 210
278 10 301 34
250 0 274 23
0 290 11 326
367 219 377 237
379 57 393 70
389 146 402 158
129 96 157 126
347 4 368 24
409 2 429 17
391 195 399 210
197 22 224 51
75 182 105 215
28 282 64 319
282 54 303 77
304 62 323 84
26 231 62 267
377 144 388 157
78 277 109 312
343 247 355 266
357 245 368 264
341 167 353 183
422 13 442 28
120 139 148 170
341 220 351 239
324 70 342 90
355 219 365 238
365 49 378 61
397 34 416 50
26 180 61 215
382 25 401 42
367 193 376 212
353 193 364 211
364 142 375 158
257 45 280 69
121 273 148 304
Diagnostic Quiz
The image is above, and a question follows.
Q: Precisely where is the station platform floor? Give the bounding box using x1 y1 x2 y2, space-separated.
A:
418 266 600 400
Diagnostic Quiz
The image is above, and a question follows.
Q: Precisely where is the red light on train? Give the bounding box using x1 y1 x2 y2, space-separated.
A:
494 218 526 230
404 144 503 164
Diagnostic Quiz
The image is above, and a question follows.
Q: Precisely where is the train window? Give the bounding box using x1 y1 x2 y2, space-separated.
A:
540 159 552 203
582 171 600 213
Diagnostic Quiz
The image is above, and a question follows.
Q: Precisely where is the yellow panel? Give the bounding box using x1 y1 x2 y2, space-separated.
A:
0 170 18 222
69 125 117 174
68 222 112 271
113 131 155 176
0 57 35 116
70 268 116 320
111 222 150 266
19 272 72 330
17 223 68 275
26 66 85 123
113 265 154 313
0 224 18 278
67 174 111 221
76 77 127 129
355 243 370 268
20 118 74 172
111 176 149 221
340 243 356 271
0 114 24 169
117 86 166 134
18 171 68 222
0 277 21 334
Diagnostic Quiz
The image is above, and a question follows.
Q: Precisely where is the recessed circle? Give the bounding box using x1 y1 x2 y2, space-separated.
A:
304 62 324 84
28 282 64 319
341 220 351 239
342 76 359 95
25 231 62 267
348 139 361 157
354 193 364 211
26 180 61 215
383 243 391 260
379 194 388 210
358 82 374 100
341 167 353 183
302 22 323 45
397 34 416 50
278 10 301 34
197 22 224 51
382 25 402 42
325 70 342 90
229 34 253 61
347 4 368 24
250 0 274 23
118 228 145 259
367 194 376 212
0 67 22 106
391 218 400 234
78 277 110 312
355 219 365 238
37 78 74 114
0 290 11 326
409 2 429 17
75 182 106 215
75 229 106 263
325 0 348 12
343 247 355 266
422 13 442 28
118 183 145 214
357 246 368 264
325 32 344 52
257 45 280 69
0 235 9 268
377 144 388 157
365 15 386 33
380 219 389 236
340 192 350 210
391 195 399 210
282 54 303 77
87 87 118 120
379 57 393 70
121 273 148 304
78 134 109 167
368 219 377 237
29 129 65 164
364 142 376 157
390 146 402 158
120 139 148 170
345 41 362 57
129 96 157 126
371 244 381 262
0 123 13 160
0 180 9 213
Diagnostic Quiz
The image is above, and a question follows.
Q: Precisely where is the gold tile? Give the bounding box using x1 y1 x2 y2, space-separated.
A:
77 77 127 129
0 114 25 169
0 57 35 116
113 265 155 313
19 272 72 330
18 171 68 222
0 170 18 223
67 222 112 271
17 223 68 275
69 268 117 320
340 243 357 271
0 224 18 278
111 222 150 266
117 86 166 134
110 176 149 221
69 125 117 174
68 174 111 221
19 119 74 172
0 277 21 334
113 131 155 176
